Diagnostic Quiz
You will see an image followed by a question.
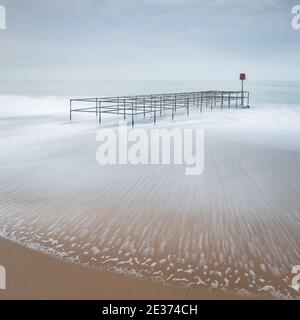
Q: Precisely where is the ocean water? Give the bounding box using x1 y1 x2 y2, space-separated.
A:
1 80 300 105
1 81 300 150
0 81 300 299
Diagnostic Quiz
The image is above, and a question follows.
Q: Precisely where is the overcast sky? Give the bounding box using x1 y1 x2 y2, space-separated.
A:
0 0 299 81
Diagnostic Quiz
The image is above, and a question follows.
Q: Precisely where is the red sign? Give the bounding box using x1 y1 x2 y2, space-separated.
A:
240 73 246 81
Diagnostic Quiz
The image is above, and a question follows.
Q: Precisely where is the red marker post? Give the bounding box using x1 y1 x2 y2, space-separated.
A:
240 73 246 107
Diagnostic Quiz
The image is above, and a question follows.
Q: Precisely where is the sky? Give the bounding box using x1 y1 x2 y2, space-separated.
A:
0 0 299 81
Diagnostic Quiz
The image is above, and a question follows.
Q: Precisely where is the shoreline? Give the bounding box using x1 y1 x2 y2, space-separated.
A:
0 236 242 300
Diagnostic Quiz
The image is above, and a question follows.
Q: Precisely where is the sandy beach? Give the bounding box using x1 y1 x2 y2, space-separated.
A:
1 236 234 300
1 93 300 300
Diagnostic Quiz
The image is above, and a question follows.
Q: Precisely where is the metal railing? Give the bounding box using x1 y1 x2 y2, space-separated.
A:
70 90 250 127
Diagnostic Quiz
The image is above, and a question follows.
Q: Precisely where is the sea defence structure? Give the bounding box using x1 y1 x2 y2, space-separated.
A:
70 90 250 127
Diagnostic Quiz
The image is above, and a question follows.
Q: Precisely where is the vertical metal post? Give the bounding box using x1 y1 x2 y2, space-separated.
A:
214 92 216 108
69 100 72 122
228 93 231 109
143 97 146 118
187 97 190 116
200 92 203 113
199 93 202 111
123 99 126 120
98 101 102 123
96 98 98 117
160 96 162 117
154 101 157 124
241 79 244 107
172 99 175 120
221 92 224 110
135 96 138 113
131 102 134 127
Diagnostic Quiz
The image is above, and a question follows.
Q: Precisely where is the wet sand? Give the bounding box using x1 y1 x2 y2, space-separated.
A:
0 236 237 300
1 107 300 299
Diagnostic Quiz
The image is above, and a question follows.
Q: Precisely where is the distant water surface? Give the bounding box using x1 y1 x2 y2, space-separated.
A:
0 81 300 105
